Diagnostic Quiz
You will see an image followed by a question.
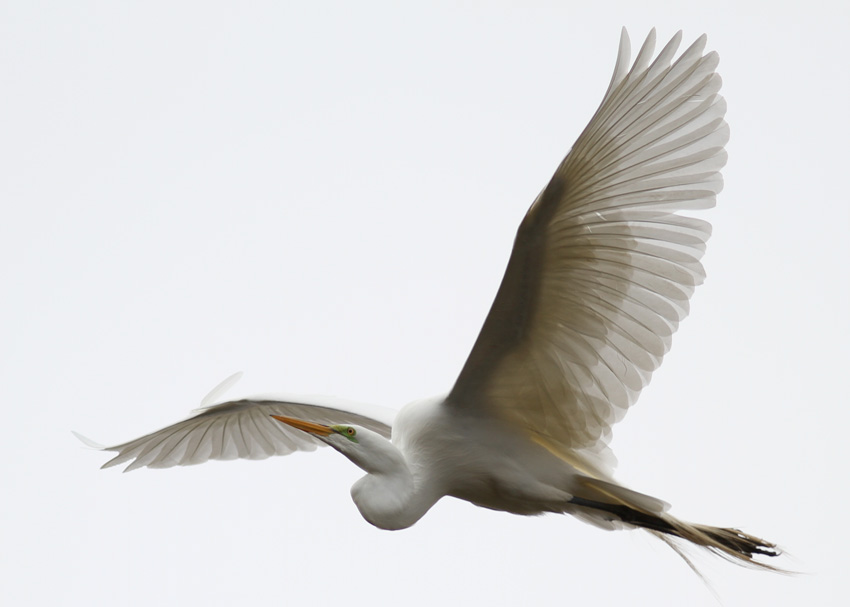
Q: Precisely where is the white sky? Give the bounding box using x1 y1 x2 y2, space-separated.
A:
2 2 848 605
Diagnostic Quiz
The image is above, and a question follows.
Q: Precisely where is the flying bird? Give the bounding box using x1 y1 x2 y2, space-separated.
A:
77 29 781 569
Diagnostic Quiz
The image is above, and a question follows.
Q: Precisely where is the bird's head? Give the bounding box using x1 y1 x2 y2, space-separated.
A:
272 414 424 530
270 415 399 474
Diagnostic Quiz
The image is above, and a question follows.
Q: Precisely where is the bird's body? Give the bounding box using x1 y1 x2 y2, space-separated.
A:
77 29 782 570
364 395 576 528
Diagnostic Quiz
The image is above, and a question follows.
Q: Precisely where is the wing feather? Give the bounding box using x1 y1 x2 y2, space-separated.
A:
449 29 726 470
89 398 394 472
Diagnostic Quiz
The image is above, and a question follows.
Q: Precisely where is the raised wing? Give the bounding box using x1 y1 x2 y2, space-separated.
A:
449 30 727 461
81 396 394 472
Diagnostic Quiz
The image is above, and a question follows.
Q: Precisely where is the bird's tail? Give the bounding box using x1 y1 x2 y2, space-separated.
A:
568 477 783 572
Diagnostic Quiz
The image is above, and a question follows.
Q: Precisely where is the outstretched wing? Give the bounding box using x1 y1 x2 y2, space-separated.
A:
80 396 394 472
449 29 727 461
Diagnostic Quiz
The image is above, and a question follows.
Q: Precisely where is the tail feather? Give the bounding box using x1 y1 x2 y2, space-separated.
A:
570 478 783 571
660 518 781 568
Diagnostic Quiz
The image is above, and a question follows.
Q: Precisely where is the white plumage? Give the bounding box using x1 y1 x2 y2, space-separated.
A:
77 29 780 570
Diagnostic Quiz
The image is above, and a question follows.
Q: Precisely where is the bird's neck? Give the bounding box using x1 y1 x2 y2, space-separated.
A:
348 444 441 531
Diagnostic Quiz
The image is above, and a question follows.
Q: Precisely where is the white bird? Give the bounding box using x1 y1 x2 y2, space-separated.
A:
78 29 780 569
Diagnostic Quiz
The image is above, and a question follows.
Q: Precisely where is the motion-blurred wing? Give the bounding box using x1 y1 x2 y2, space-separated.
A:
449 30 727 459
83 397 394 472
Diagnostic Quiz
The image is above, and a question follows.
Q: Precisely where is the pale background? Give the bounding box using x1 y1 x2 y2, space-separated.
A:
2 2 847 605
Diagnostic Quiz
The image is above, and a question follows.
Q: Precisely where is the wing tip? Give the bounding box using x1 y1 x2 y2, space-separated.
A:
72 430 106 450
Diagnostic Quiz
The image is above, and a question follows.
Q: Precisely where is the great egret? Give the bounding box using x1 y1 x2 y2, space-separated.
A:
77 29 781 569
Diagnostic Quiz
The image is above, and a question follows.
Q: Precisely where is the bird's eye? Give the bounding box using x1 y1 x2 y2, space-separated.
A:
346 427 356 436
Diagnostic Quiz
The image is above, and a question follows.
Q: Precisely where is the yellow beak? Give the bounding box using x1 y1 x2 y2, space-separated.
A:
270 415 334 436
